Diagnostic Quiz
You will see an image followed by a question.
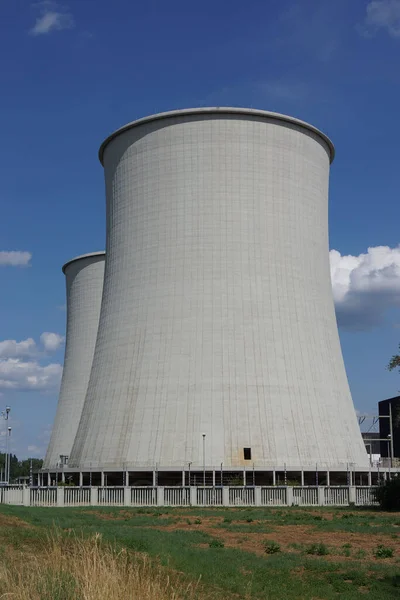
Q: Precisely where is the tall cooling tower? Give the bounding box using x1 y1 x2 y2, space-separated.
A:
44 252 105 469
70 108 368 470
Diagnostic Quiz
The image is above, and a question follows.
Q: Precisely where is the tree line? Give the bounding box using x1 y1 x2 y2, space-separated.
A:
0 454 43 481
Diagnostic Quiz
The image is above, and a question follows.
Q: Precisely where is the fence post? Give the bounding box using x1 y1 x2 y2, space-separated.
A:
222 486 230 506
317 486 325 506
190 486 197 506
57 486 65 507
90 486 98 506
286 486 293 506
157 486 165 507
349 486 356 505
22 486 30 507
255 487 262 507
124 486 130 507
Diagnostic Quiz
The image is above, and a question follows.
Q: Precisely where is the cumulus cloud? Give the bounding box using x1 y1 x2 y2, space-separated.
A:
0 333 64 359
0 333 64 391
0 251 32 267
330 245 400 330
0 359 62 391
30 1 75 36
361 0 400 37
40 332 65 352
0 338 36 358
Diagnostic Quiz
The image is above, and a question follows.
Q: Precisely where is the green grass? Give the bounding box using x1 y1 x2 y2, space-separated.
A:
0 505 399 599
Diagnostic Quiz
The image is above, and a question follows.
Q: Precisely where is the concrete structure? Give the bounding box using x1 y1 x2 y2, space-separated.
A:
44 252 105 469
69 107 368 472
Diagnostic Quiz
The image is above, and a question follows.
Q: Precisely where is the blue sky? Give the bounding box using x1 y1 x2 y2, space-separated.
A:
0 0 399 458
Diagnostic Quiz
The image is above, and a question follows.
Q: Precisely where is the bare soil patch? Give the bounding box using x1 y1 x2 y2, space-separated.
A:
148 515 400 563
0 514 31 528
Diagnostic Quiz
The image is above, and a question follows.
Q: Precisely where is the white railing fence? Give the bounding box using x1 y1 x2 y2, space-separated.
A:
0 485 379 508
131 486 158 506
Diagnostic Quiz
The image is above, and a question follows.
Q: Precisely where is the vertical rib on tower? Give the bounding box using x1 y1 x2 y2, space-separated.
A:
69 108 368 470
44 252 105 469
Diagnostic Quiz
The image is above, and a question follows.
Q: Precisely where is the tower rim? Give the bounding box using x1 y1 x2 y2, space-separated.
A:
62 251 105 274
98 107 335 166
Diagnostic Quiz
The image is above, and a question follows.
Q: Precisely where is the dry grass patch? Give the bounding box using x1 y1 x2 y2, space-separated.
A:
0 529 220 600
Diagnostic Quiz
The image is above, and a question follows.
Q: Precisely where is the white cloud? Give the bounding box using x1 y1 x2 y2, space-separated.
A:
0 251 32 267
40 332 65 352
0 333 65 359
0 333 64 391
0 338 36 358
361 1 400 37
0 359 62 391
330 245 400 330
30 1 75 36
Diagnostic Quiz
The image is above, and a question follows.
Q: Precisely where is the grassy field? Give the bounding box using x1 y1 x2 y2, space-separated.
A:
0 504 399 599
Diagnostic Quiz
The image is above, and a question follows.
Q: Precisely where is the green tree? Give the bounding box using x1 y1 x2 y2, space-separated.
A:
388 344 400 373
0 453 43 482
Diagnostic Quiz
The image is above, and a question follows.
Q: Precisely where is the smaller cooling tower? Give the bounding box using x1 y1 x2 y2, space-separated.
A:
43 252 105 469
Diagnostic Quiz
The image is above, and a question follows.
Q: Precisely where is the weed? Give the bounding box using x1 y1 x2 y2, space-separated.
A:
355 549 367 559
245 517 253 523
209 539 224 548
186 519 192 525
264 541 281 554
289 543 303 551
373 545 394 559
223 517 232 524
194 519 202 525
305 543 329 556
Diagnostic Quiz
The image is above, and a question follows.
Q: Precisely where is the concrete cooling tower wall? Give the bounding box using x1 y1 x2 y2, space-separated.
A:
43 252 105 469
69 107 368 470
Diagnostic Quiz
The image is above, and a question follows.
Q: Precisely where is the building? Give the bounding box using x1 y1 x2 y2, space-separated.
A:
65 107 368 480
361 432 381 456
43 252 105 469
379 395 400 458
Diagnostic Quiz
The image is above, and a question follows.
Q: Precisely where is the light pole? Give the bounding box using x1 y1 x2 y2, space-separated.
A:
202 434 206 487
6 427 11 484
387 435 392 471
1 407 11 484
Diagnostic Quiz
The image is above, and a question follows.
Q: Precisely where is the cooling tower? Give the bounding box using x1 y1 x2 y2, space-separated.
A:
69 108 368 470
44 252 105 469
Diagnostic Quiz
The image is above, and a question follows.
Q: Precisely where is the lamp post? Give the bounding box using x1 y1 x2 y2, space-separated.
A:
6 427 11 484
1 407 11 484
387 434 392 472
202 434 206 487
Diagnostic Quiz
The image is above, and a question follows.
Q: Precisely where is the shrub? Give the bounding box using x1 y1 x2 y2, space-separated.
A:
209 539 224 548
373 544 394 559
374 476 400 511
264 541 281 554
305 543 329 556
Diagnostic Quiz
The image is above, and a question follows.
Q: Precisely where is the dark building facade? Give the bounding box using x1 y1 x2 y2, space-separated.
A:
379 396 400 458
361 432 380 455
